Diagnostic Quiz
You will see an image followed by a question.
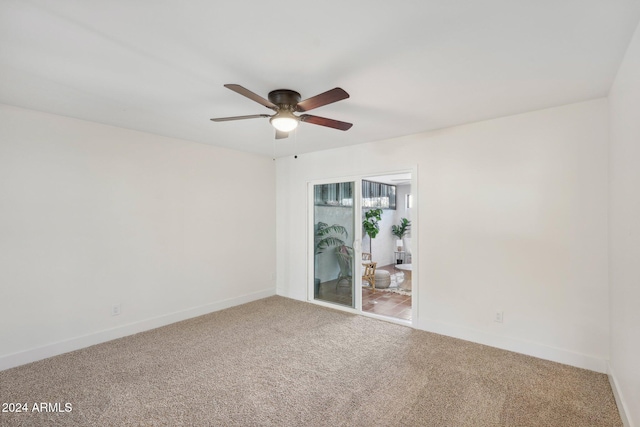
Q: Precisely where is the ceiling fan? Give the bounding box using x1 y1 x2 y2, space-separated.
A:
210 84 353 139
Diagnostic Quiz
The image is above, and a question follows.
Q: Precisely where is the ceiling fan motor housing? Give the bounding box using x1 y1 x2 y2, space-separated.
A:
268 89 301 109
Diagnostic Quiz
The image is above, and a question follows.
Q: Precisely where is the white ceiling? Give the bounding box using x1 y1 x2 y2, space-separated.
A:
2 1 639 158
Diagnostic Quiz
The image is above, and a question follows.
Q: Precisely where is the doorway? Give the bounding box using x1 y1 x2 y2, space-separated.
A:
309 171 414 324
361 173 413 321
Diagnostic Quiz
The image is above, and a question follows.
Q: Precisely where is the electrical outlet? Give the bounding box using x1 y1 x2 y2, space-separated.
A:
494 311 503 323
111 304 121 316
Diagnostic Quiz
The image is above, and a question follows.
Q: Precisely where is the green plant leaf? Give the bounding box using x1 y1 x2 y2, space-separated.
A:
391 217 411 239
314 222 348 255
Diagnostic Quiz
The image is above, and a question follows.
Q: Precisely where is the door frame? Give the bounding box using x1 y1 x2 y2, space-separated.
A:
307 166 418 327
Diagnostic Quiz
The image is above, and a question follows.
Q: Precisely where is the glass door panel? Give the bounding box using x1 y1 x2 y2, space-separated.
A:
313 182 355 308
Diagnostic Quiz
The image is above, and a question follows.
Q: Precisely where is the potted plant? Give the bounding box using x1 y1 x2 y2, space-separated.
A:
391 218 411 262
362 208 383 259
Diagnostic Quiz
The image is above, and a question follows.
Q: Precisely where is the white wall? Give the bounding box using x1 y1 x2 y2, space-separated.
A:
393 184 413 260
276 98 609 372
609 18 640 427
0 104 276 370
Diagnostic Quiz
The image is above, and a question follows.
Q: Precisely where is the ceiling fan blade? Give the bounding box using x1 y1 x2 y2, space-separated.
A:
296 88 349 112
275 129 289 139
210 114 271 122
299 114 353 131
224 84 277 110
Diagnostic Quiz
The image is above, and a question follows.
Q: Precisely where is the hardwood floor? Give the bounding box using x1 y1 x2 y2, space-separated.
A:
315 264 412 321
362 287 412 321
316 280 354 307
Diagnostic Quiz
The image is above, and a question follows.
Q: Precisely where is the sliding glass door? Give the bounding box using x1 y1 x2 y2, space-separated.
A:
308 170 415 325
312 181 356 308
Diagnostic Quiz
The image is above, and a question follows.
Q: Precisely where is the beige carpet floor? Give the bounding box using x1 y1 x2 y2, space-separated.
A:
0 296 621 426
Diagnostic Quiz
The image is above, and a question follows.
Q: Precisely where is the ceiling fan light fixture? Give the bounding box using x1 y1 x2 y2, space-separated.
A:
270 110 299 132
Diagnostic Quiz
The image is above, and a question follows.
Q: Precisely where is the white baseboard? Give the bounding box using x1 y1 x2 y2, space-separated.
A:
0 288 276 372
417 318 608 373
276 287 307 302
608 364 633 427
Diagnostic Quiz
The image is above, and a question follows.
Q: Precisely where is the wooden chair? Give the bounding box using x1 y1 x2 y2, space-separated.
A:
362 261 377 292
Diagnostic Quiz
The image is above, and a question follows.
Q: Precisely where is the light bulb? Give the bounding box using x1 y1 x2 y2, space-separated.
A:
270 110 299 132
